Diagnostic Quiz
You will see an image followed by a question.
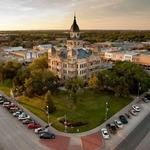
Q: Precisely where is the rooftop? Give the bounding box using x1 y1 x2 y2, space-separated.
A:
4 46 27 52
70 15 80 33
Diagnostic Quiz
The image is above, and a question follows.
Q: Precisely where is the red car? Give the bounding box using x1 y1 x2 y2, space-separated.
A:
27 122 41 129
5 103 16 109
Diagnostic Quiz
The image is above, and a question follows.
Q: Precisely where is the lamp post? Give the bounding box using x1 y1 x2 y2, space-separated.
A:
138 82 141 98
64 114 67 133
46 106 50 126
105 101 109 121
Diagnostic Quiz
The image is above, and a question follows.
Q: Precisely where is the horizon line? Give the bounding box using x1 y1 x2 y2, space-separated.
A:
0 29 150 32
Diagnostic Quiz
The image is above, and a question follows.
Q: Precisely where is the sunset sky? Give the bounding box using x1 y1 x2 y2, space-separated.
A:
0 0 150 30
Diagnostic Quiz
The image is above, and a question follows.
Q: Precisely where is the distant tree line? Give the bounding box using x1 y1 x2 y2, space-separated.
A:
0 30 150 47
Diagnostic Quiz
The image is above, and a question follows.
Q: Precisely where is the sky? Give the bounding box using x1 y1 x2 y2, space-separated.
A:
0 0 150 30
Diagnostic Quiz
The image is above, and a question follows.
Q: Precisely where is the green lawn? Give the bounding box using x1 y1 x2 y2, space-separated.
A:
0 80 133 132
18 90 133 133
0 80 12 96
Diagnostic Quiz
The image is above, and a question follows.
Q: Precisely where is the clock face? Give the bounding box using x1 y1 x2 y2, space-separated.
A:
70 32 80 38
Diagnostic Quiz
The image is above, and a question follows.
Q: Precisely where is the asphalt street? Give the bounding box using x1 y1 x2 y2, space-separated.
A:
114 113 150 150
0 105 50 150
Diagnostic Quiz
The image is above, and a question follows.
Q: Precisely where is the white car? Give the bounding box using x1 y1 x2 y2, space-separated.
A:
2 101 11 107
132 105 141 112
114 120 123 128
35 127 49 134
13 111 23 117
18 115 30 121
129 109 138 116
101 128 110 139
18 113 30 120
0 99 5 104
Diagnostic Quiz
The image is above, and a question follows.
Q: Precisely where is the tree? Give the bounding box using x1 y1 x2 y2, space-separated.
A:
45 91 56 113
0 61 21 81
13 68 30 95
96 61 150 96
65 77 84 103
19 54 58 97
28 55 48 71
24 78 34 97
88 74 98 89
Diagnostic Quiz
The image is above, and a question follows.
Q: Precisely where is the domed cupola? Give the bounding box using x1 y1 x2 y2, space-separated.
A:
70 15 80 39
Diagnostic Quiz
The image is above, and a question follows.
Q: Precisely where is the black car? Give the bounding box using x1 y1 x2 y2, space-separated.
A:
9 108 19 113
106 123 117 134
119 115 128 124
39 132 55 139
145 93 150 100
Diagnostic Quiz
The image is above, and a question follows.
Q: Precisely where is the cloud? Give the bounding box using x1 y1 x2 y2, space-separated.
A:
0 0 149 30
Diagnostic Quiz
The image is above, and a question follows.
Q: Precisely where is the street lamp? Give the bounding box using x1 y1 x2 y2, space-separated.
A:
105 101 109 121
64 114 67 133
46 106 50 126
138 82 141 98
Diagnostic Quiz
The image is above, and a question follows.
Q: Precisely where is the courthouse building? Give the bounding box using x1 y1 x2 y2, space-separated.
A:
48 15 101 79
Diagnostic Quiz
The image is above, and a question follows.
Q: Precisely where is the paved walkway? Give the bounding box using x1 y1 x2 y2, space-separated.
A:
1 91 150 150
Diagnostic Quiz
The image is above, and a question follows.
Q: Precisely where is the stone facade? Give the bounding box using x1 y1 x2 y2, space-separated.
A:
48 16 101 80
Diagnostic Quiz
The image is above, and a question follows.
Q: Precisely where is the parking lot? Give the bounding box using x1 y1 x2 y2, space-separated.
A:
100 97 150 150
0 105 51 150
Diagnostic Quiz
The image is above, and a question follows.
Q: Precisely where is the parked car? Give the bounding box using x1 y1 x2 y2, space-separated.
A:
101 128 110 139
114 120 123 128
142 97 149 103
132 105 141 112
39 132 55 139
9 107 19 113
144 93 150 100
0 99 5 104
106 123 117 134
13 110 23 117
19 115 30 121
0 96 7 104
27 122 41 129
129 109 138 116
22 119 34 125
3 101 11 107
18 113 30 121
6 104 17 110
119 115 128 124
35 125 49 134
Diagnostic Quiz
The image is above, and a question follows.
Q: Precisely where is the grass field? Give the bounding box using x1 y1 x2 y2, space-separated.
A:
18 90 133 133
0 80 133 132
0 80 12 96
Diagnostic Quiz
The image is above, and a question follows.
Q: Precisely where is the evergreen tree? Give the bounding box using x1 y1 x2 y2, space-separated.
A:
45 91 56 113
